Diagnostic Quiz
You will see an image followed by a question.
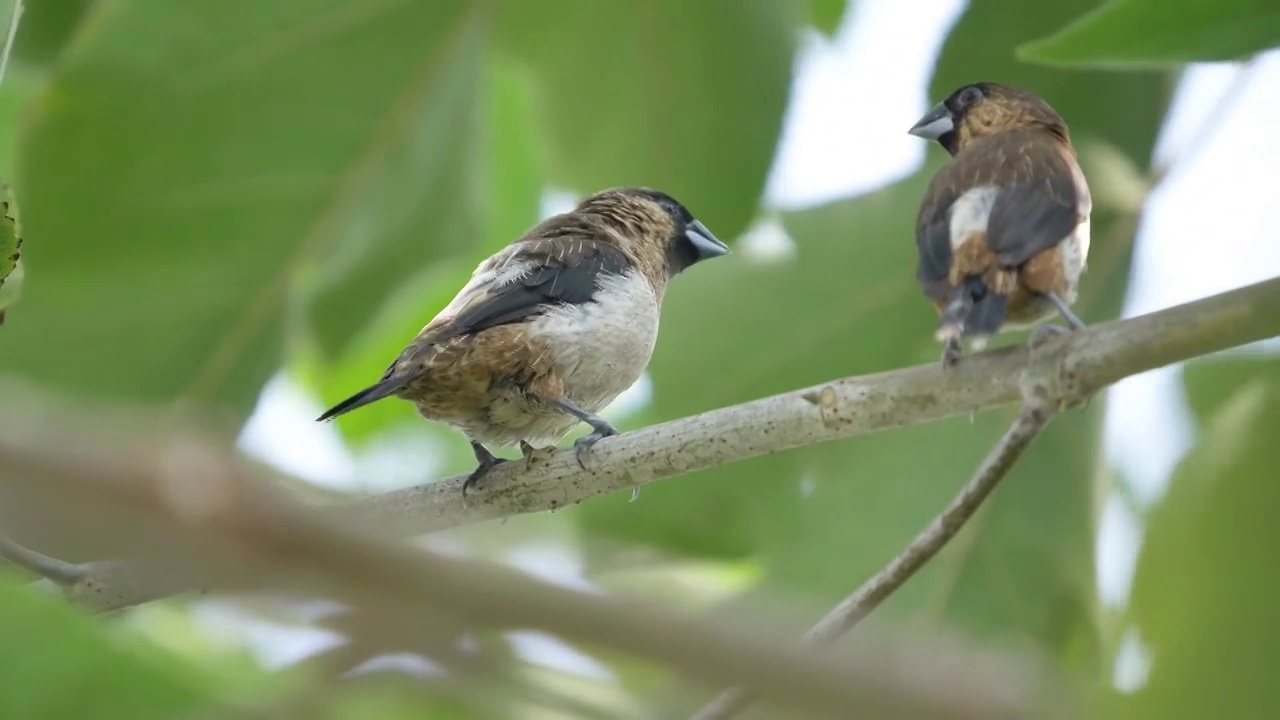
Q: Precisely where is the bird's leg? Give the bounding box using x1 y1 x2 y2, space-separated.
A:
1046 291 1086 331
520 440 537 463
936 285 975 370
1029 291 1086 351
551 397 620 470
462 441 508 499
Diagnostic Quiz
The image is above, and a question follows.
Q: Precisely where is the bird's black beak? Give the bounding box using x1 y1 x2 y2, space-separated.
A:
908 102 954 140
684 219 729 259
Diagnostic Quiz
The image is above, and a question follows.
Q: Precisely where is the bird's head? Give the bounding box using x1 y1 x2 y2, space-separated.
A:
908 82 1070 156
574 187 728 279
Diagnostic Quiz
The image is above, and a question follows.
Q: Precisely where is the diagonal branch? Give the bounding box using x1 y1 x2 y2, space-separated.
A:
692 379 1063 719
27 276 1280 615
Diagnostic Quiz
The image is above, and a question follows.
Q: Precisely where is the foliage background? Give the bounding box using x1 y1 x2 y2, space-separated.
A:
0 0 1276 717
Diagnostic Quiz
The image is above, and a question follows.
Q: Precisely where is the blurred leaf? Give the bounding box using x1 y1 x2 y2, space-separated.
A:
8 0 486 417
306 256 476 449
495 0 800 241
0 183 19 322
1182 351 1280 420
808 0 849 35
1115 356 1280 718
578 0 1169 678
928 0 1170 164
304 11 484 362
0 63 31 325
0 256 21 323
10 0 89 68
309 56 542 448
1019 0 1280 68
0 572 213 719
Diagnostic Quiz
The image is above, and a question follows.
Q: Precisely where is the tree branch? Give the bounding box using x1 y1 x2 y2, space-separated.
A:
0 532 85 585
692 386 1061 719
28 276 1280 615
0 428 1056 720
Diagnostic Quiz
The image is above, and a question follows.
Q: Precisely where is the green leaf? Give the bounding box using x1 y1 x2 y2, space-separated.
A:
0 183 20 323
302 11 485 363
308 53 547 448
1116 356 1280 718
576 0 1169 675
302 254 481 452
0 67 37 326
495 0 801 241
808 0 849 35
1018 0 1280 68
10 0 89 68
10 0 486 417
0 572 213 719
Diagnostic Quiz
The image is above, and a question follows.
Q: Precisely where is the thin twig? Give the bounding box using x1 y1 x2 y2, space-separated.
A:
0 0 24 90
692 395 1060 720
0 532 85 585
20 275 1280 614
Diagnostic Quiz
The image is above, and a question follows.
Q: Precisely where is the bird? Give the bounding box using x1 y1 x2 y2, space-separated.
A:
907 81 1092 367
316 187 729 497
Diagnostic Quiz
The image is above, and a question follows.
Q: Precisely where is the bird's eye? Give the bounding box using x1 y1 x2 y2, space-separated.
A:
957 86 983 107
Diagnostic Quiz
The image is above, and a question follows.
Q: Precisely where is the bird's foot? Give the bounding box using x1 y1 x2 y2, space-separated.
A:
462 442 509 500
573 423 620 471
1027 323 1095 411
940 337 963 370
551 396 622 471
1028 323 1070 353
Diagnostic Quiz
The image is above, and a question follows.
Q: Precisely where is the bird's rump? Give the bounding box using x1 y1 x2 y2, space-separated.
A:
916 130 1089 335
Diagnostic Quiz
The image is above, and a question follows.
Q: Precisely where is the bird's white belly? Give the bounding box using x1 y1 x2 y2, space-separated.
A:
1057 216 1090 304
526 269 659 413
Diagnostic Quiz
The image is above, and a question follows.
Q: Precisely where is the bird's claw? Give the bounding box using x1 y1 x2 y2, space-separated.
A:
461 456 509 501
1027 323 1096 411
940 338 963 370
1028 323 1070 353
573 425 619 471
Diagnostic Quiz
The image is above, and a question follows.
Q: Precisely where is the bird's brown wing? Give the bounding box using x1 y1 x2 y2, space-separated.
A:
914 176 961 305
983 134 1087 267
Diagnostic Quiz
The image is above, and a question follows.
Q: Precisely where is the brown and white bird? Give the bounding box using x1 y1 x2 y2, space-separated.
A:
908 82 1092 366
317 187 728 495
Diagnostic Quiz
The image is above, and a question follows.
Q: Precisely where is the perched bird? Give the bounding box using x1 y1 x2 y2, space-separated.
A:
317 187 729 496
908 82 1092 366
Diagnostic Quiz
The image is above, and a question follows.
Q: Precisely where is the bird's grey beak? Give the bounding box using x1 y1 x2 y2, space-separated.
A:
685 219 729 259
908 102 954 140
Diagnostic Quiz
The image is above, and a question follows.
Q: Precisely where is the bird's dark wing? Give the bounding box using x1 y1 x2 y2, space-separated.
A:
914 170 962 303
446 238 632 338
983 135 1087 267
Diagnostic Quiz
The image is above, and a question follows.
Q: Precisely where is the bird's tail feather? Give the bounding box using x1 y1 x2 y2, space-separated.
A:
935 276 1008 344
316 375 411 422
